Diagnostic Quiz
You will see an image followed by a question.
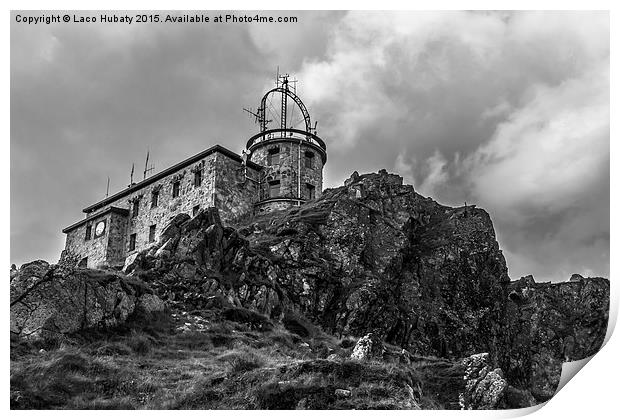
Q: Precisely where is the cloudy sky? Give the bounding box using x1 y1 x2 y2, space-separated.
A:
11 10 609 281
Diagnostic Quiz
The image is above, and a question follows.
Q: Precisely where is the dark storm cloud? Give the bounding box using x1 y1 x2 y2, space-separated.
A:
11 11 609 282
10 10 340 265
299 11 609 281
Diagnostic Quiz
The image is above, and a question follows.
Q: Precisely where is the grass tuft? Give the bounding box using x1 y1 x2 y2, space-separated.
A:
11 309 467 409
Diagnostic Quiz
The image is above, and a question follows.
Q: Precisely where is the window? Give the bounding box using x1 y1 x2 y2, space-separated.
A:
129 233 137 251
151 190 159 208
172 181 180 198
304 151 314 169
192 205 200 217
306 183 316 200
132 199 139 217
268 180 280 198
267 147 280 165
149 225 156 243
194 170 202 187
85 225 92 241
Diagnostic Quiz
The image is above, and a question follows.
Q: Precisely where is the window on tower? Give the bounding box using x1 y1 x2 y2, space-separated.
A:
129 233 137 251
172 181 180 198
268 180 281 198
306 183 316 200
304 151 314 169
85 225 92 241
149 225 156 243
267 147 280 165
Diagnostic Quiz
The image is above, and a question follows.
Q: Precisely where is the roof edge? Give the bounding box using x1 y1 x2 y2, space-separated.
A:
82 145 262 213
63 206 129 233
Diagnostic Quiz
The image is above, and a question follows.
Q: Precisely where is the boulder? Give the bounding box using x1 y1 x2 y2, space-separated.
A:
326 354 345 362
350 333 384 361
160 213 191 243
135 293 166 317
10 262 165 342
502 274 609 403
459 353 507 409
570 273 584 282
334 389 351 398
122 252 144 274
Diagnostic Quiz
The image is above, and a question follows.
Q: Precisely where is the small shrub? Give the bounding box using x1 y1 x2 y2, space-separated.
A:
10 349 121 409
222 307 273 332
265 330 297 348
255 381 336 409
202 294 231 310
126 333 153 355
338 336 357 349
217 348 265 373
282 312 313 338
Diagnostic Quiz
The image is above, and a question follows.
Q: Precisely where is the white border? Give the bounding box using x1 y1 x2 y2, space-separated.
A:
4 2 616 419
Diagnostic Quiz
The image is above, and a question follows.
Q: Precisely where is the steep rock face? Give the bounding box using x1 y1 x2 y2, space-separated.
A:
133 170 510 361
10 260 165 341
120 170 609 405
500 274 609 401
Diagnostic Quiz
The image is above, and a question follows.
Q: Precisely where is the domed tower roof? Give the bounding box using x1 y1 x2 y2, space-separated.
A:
245 74 327 214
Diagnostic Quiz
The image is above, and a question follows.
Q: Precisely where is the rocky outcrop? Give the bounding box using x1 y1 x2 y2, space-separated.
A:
119 170 608 407
500 274 609 402
132 170 511 362
18 169 608 409
10 260 165 342
459 353 507 409
350 333 385 361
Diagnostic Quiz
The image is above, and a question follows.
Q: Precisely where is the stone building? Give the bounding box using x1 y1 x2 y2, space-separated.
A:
62 77 327 269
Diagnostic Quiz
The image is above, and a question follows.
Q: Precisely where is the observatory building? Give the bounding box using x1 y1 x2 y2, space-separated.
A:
62 76 327 269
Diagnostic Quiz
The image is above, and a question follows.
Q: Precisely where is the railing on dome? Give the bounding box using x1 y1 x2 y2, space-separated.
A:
246 127 327 154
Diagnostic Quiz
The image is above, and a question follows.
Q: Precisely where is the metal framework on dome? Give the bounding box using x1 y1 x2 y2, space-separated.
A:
244 71 326 158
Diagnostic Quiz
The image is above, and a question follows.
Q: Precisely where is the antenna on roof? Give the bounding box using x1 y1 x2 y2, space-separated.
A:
105 176 110 198
143 148 155 180
129 163 134 187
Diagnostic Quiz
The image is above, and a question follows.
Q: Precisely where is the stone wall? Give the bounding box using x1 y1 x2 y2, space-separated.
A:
106 212 128 267
213 153 260 225
64 208 128 269
64 150 261 267
250 139 324 203
65 222 107 268
123 154 217 257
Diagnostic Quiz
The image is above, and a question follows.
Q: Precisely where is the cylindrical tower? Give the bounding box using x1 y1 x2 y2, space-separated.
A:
246 75 327 215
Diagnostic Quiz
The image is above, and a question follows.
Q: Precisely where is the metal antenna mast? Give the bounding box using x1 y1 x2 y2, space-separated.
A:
143 149 155 180
279 74 289 130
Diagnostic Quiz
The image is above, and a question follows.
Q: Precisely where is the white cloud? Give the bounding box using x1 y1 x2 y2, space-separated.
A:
11 11 609 282
298 11 609 281
464 65 609 222
417 151 450 198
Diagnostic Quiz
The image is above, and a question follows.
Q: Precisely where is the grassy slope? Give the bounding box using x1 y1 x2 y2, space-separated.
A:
10 308 464 410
